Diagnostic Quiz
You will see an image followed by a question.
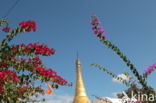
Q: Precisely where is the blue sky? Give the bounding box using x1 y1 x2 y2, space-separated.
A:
1 0 156 102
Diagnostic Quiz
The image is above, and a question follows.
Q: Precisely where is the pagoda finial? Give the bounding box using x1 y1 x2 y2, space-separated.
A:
77 52 79 60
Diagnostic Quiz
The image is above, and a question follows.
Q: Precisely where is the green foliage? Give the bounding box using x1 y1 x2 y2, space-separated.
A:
91 64 130 86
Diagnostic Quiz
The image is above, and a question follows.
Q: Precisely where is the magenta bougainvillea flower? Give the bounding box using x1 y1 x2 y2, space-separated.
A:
19 20 36 32
0 70 19 82
35 67 68 85
12 43 55 56
91 15 106 38
143 63 156 77
2 26 10 32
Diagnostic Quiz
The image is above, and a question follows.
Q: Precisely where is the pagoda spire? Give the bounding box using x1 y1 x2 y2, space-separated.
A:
73 58 91 103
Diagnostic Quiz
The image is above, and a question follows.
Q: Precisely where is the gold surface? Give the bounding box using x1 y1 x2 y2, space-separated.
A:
73 96 91 103
73 59 91 103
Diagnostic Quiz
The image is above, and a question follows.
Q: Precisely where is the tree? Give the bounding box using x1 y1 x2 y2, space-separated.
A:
0 19 69 103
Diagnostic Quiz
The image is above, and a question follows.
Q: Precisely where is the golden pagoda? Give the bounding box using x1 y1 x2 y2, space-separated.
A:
73 58 91 103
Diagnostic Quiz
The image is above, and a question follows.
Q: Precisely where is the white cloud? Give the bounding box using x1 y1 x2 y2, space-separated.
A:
112 74 130 83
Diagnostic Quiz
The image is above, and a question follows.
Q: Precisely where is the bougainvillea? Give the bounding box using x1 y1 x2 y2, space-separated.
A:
19 20 36 32
143 63 156 78
12 43 55 56
91 16 106 38
0 19 69 102
90 15 156 103
2 26 10 32
0 70 19 82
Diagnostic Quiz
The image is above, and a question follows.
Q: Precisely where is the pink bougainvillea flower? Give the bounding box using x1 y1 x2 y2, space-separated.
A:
91 15 106 38
91 17 101 25
143 63 156 77
98 30 106 34
2 27 10 32
19 20 36 32
99 35 106 38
